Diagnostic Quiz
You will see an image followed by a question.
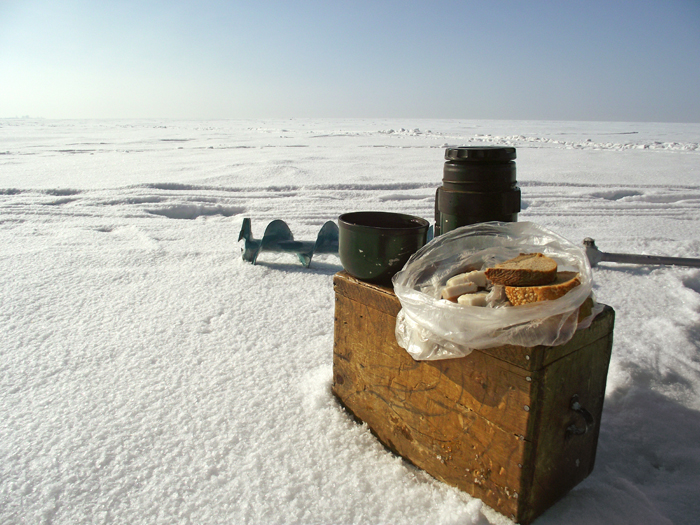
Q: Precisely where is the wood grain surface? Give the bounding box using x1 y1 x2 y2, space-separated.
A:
332 271 614 524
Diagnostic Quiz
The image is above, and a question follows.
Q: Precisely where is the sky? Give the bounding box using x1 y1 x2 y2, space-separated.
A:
1 0 699 122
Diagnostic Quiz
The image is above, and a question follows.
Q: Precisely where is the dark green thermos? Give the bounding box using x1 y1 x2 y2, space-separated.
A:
434 146 521 236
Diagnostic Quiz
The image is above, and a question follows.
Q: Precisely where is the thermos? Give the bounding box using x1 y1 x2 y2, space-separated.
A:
434 146 521 236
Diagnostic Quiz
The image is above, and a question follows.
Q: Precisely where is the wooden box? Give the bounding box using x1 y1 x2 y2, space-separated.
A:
332 271 614 524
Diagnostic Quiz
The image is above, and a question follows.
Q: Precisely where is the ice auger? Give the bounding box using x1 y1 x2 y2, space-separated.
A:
238 218 339 268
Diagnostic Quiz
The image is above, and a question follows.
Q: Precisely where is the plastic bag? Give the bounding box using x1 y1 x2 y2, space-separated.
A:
392 222 600 360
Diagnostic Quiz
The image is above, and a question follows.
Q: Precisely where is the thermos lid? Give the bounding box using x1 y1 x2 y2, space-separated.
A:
445 146 516 162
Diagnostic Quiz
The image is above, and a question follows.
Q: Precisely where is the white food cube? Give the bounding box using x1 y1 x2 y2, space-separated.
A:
446 270 488 288
457 292 489 307
441 281 478 302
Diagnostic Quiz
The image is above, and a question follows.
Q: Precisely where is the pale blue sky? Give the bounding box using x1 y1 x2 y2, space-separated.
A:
1 0 699 122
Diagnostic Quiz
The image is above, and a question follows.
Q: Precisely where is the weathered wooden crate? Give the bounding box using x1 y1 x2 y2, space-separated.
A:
332 271 614 524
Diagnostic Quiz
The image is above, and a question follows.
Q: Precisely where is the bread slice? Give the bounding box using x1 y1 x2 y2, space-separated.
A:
485 253 557 287
505 271 581 306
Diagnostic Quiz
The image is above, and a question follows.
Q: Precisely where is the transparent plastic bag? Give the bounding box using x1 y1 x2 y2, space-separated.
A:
392 222 600 360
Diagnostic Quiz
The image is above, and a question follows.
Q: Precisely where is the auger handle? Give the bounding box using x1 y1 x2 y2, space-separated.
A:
584 238 700 268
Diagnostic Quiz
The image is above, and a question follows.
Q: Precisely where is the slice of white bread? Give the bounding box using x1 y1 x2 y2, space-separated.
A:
485 253 557 287
505 271 581 306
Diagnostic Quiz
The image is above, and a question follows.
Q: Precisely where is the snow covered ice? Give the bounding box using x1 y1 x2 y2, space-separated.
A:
1 118 699 524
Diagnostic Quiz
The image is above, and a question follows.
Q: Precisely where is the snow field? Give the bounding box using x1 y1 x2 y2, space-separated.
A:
1 118 699 524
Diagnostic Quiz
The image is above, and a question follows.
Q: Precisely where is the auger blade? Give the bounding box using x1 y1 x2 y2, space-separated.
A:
238 218 339 267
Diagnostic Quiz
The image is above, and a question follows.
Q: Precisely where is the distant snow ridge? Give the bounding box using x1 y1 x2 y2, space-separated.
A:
378 128 424 136
42 188 82 196
457 134 699 151
146 204 244 220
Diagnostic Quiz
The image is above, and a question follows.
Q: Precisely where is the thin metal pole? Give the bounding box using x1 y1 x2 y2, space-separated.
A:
583 238 700 268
